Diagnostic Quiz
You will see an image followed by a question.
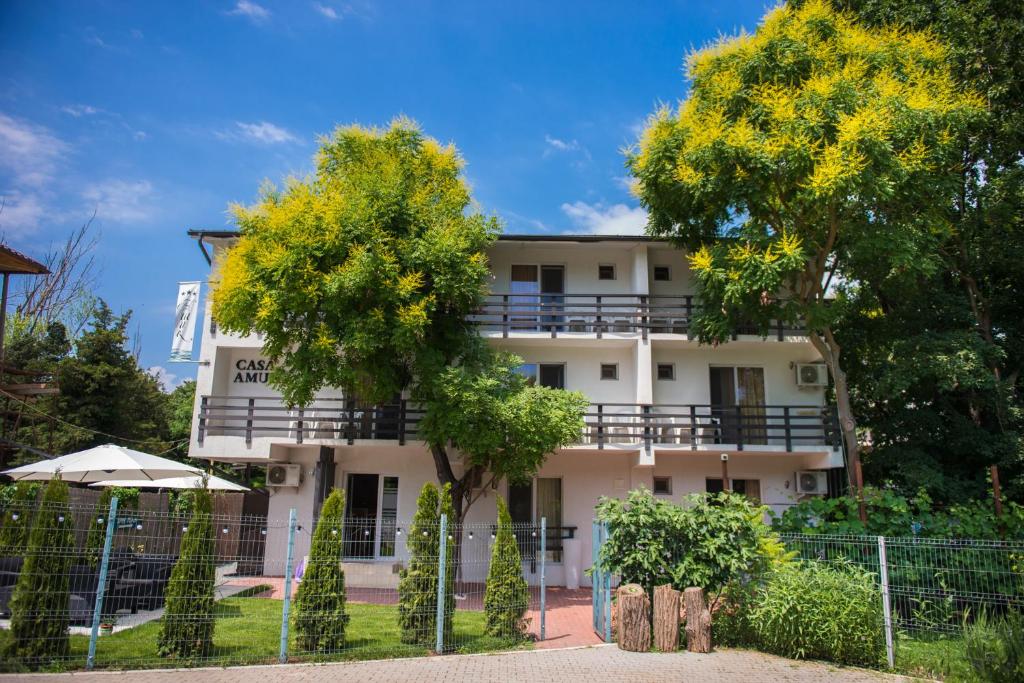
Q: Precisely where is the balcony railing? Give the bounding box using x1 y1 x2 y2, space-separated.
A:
198 397 837 451
468 293 804 340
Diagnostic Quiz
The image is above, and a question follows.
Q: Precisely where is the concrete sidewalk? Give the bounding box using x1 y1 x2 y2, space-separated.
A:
3 645 909 683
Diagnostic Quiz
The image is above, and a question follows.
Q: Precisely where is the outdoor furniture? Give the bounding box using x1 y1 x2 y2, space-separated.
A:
111 554 177 611
0 556 24 617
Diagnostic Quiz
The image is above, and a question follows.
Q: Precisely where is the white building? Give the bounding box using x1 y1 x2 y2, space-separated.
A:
186 231 843 586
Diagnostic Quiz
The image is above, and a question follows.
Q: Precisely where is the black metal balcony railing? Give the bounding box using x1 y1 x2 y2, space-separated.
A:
198 397 838 451
467 293 804 340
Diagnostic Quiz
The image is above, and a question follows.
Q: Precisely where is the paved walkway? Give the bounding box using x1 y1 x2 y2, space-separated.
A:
4 645 908 682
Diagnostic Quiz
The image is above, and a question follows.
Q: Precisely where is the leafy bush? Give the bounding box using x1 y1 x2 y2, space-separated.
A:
85 486 139 565
2 476 75 668
157 486 215 659
484 496 529 639
293 489 349 652
594 487 787 595
740 561 884 667
965 610 1024 682
0 482 40 554
398 482 441 645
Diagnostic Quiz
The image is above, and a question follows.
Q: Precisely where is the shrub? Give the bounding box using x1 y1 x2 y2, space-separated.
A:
157 486 215 659
2 475 75 668
484 496 529 639
293 489 349 653
744 561 884 667
0 482 40 555
398 482 440 645
595 487 787 596
85 486 139 566
964 610 1024 682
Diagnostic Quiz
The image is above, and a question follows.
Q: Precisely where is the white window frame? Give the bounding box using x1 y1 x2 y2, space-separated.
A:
340 471 400 560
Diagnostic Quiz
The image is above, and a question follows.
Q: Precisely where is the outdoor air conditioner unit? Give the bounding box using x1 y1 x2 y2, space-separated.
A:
267 463 301 487
795 363 828 387
795 470 828 495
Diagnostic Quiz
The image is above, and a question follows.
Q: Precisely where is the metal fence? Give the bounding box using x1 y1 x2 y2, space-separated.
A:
0 498 549 671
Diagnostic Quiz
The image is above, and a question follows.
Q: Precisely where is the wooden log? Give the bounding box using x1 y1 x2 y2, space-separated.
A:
684 587 712 653
653 584 680 652
616 583 651 652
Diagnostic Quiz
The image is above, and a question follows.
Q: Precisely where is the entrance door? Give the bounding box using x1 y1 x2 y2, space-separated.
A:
510 265 540 331
345 473 379 558
709 367 767 444
540 265 565 332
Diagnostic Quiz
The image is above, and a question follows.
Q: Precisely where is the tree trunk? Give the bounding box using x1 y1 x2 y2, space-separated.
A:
616 584 651 652
683 587 712 653
653 585 680 652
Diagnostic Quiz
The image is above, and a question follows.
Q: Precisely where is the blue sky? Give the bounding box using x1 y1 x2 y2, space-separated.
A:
0 0 772 387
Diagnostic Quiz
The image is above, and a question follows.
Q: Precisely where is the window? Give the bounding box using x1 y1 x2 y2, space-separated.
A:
705 478 761 503
598 264 616 280
710 366 767 445
656 363 675 381
344 474 400 558
653 476 672 495
516 363 566 389
508 478 563 562
600 363 619 381
653 265 671 281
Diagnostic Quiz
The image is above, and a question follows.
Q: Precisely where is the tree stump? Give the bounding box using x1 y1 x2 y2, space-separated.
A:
684 587 712 653
653 584 680 652
616 583 651 652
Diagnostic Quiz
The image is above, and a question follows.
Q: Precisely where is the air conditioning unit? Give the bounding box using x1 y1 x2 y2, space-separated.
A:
796 363 828 387
795 470 828 495
267 463 301 487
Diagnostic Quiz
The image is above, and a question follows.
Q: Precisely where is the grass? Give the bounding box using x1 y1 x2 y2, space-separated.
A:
1 597 531 672
894 633 978 682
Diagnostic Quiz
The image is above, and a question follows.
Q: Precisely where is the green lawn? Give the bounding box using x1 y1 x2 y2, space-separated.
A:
894 633 978 682
2 597 530 672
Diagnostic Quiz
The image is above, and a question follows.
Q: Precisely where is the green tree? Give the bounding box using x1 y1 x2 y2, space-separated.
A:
483 496 529 640
293 488 349 653
397 482 440 646
0 482 39 554
158 486 216 659
2 475 75 668
628 0 983 503
211 120 587 525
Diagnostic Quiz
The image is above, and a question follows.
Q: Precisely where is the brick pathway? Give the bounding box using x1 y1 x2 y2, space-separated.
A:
2 645 908 682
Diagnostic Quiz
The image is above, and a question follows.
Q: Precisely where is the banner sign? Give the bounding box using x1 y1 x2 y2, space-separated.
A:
170 281 200 361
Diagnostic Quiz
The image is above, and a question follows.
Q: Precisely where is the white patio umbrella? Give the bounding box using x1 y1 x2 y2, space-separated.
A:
90 473 248 492
1 443 202 483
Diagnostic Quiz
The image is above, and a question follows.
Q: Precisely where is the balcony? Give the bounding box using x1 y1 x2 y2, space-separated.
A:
197 396 838 452
468 293 803 340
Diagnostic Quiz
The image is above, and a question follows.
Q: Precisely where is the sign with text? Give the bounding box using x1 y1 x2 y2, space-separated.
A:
233 358 273 384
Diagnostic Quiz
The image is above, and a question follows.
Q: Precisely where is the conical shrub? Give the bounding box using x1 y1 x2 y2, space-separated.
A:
293 488 349 653
2 475 75 668
484 496 529 639
397 482 440 645
0 481 39 555
157 486 215 659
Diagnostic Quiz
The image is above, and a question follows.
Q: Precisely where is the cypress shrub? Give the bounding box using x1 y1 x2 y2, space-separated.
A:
2 475 75 668
438 483 456 650
293 488 349 653
484 496 529 639
0 482 40 555
157 486 216 659
85 486 139 566
397 482 440 645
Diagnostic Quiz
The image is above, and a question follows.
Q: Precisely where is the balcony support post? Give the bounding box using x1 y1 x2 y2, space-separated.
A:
689 405 697 451
643 404 652 452
640 295 648 340
198 396 207 445
597 404 605 449
245 398 254 447
296 407 304 445
596 296 603 339
347 399 356 445
398 399 407 446
502 294 509 338
784 406 792 451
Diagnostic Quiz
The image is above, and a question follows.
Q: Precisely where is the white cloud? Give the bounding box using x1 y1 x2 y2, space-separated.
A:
62 104 99 118
0 192 47 238
0 112 68 188
225 121 298 144
133 130 148 141
81 179 156 224
314 3 341 20
228 1 271 21
149 365 183 392
561 201 648 236
544 134 581 153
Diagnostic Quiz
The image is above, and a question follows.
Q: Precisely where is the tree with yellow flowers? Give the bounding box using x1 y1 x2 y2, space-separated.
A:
628 0 983 509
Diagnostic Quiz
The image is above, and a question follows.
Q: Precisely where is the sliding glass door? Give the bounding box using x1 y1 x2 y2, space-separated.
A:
343 473 399 559
709 366 767 444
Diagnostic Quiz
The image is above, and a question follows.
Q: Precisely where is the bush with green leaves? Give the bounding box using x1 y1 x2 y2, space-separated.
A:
293 488 349 653
965 610 1024 682
85 486 140 566
2 475 75 668
0 482 40 555
736 561 885 667
594 487 788 596
484 496 529 639
157 486 215 659
398 482 441 645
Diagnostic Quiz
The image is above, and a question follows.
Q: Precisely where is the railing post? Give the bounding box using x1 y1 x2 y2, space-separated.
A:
435 513 448 653
245 397 255 446
502 294 509 338
540 516 547 641
197 396 207 445
685 295 693 336
597 404 605 449
784 406 793 451
347 399 356 445
279 507 297 663
877 536 895 669
398 399 407 446
643 404 652 452
690 404 698 450
735 405 744 451
596 296 603 339
296 408 304 445
640 294 648 340
87 496 119 670
776 316 784 341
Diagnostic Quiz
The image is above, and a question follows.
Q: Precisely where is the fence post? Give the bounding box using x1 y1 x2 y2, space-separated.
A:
877 535 895 669
87 495 119 670
602 521 611 643
279 507 297 664
435 513 448 653
540 516 547 641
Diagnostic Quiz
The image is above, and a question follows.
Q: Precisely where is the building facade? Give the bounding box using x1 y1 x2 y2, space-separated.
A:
187 231 843 586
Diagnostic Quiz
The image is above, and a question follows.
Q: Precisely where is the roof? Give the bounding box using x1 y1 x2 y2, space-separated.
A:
0 243 49 275
187 228 664 243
